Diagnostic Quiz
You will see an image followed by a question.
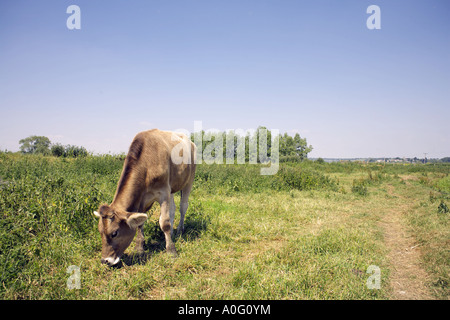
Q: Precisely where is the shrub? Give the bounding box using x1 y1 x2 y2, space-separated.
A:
51 144 88 158
352 179 368 196
436 176 450 193
65 145 88 158
193 163 337 193
51 144 65 157
438 201 449 214
315 157 325 164
277 166 337 191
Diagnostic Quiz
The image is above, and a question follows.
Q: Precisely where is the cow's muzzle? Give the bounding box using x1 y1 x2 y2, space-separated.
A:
101 256 121 267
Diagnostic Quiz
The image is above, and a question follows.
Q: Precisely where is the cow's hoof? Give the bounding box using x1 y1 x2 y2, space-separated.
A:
167 244 178 258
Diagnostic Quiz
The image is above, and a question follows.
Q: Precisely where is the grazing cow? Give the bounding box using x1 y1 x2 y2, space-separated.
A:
94 129 196 266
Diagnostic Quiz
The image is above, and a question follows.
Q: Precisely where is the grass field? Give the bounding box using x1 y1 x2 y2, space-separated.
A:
0 153 448 299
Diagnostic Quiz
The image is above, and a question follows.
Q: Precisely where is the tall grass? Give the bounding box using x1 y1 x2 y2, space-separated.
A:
194 163 338 194
0 153 121 297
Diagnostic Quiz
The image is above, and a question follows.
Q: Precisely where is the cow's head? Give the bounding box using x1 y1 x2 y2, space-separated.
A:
94 204 147 266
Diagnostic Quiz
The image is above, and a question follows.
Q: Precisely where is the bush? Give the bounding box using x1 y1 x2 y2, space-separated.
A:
277 166 337 191
279 155 303 163
51 144 65 157
315 157 325 164
352 179 368 196
65 145 88 158
194 163 337 193
438 201 449 214
436 176 450 193
51 144 88 158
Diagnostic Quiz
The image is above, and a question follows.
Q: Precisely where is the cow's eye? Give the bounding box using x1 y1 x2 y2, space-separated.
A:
111 230 118 238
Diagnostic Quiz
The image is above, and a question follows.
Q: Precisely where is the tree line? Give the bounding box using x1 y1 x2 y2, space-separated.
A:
190 126 313 163
19 135 88 158
17 127 313 162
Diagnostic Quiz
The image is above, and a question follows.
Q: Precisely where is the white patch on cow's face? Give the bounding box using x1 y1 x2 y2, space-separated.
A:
102 256 121 266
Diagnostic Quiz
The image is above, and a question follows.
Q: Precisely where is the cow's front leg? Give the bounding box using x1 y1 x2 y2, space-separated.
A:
177 184 193 237
159 198 177 257
135 225 145 254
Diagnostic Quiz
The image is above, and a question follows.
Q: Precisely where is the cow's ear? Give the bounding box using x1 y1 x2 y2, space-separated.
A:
126 213 148 229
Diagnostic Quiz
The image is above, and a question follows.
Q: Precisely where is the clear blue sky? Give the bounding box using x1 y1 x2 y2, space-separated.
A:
1 0 449 158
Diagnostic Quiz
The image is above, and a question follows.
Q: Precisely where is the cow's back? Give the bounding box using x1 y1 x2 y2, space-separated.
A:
123 129 195 193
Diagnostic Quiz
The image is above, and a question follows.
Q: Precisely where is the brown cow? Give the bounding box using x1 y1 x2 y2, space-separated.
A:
94 129 196 266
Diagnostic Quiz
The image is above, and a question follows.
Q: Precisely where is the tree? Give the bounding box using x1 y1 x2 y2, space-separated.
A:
316 157 325 164
51 144 65 157
64 145 88 158
51 143 88 158
19 136 51 155
292 133 313 160
279 132 312 160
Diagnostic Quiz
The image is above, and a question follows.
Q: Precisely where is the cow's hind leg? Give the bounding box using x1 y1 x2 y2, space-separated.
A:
169 193 176 237
159 193 177 257
177 183 193 237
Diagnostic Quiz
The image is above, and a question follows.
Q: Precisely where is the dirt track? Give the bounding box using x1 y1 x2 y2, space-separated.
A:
382 183 434 300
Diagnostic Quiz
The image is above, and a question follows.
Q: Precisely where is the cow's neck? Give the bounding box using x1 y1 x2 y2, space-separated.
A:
111 166 144 213
111 190 142 213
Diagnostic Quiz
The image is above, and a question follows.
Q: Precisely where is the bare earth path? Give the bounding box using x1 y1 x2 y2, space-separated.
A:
381 183 434 300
